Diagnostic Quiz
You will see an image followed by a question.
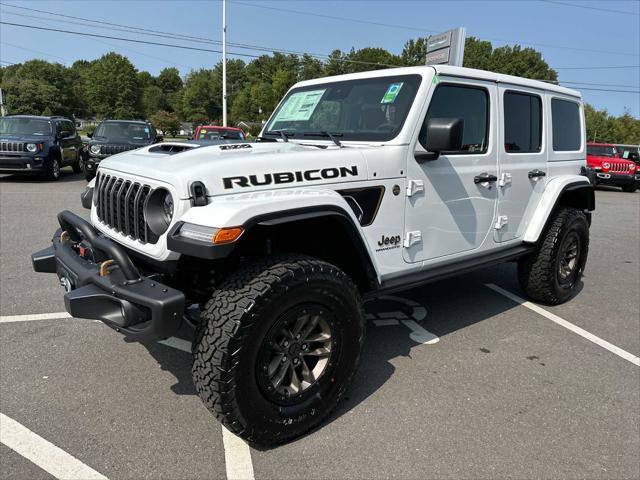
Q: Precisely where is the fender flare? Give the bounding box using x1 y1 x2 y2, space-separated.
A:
523 175 594 243
168 189 381 283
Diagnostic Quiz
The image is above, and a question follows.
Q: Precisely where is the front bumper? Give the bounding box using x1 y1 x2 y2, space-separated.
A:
31 210 185 341
595 172 640 187
0 155 46 173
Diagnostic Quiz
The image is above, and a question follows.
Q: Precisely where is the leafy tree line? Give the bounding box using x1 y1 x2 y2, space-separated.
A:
0 36 637 143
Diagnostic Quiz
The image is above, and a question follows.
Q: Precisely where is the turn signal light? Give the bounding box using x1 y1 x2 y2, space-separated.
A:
213 227 243 244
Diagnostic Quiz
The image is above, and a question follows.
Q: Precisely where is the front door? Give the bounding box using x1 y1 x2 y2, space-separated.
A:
494 86 547 242
404 78 498 263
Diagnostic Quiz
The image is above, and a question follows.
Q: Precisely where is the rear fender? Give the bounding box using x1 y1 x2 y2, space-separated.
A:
523 175 594 243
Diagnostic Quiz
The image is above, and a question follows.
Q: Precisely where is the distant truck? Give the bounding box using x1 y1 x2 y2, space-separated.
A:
614 144 640 166
586 142 638 192
84 120 160 181
193 125 246 141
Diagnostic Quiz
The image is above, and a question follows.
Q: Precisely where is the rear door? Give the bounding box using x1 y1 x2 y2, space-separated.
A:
404 78 498 263
495 86 547 242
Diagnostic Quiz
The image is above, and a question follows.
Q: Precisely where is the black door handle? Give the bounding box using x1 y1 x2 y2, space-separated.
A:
528 169 546 179
474 173 498 184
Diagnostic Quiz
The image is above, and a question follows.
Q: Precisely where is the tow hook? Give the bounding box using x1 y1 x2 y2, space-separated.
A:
59 276 73 292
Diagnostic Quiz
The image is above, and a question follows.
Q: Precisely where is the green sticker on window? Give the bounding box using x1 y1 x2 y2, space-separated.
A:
432 74 440 84
381 82 403 104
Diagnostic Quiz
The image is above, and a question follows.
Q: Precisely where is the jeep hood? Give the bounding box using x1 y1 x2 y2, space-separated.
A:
0 134 50 142
98 142 374 198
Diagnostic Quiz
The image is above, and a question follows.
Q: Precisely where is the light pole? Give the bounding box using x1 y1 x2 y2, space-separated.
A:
222 0 227 126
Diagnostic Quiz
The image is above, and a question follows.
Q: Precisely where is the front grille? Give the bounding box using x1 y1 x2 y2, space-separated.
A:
610 162 631 173
99 144 137 156
95 173 157 244
0 142 25 153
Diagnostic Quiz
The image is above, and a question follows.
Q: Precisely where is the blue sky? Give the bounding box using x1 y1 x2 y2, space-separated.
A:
1 0 639 117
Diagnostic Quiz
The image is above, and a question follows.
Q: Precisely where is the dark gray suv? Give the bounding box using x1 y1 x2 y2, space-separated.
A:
0 115 83 180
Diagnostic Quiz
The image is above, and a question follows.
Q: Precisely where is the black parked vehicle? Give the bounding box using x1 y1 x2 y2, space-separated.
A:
0 115 83 180
84 120 160 181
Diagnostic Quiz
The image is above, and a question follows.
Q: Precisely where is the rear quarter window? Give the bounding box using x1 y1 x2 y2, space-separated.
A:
551 98 581 151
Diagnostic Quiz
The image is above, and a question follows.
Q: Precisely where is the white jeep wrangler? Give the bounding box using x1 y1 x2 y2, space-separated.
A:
33 65 594 445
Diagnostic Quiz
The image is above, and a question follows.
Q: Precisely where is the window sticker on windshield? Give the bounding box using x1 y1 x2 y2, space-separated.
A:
144 127 149 133
381 83 403 104
273 89 326 122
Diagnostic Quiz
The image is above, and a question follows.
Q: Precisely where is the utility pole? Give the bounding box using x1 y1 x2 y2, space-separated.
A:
222 0 227 127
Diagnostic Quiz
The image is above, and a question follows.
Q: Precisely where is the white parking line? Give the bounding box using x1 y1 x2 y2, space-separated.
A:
2 313 256 480
486 283 640 367
158 338 255 480
0 312 70 323
0 412 108 480
222 426 255 480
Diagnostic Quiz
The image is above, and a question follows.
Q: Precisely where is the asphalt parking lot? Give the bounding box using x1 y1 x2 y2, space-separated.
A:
1 170 638 480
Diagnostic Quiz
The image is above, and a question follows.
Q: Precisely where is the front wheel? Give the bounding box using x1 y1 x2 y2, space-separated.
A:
192 255 365 445
518 207 589 305
45 155 61 181
72 159 83 174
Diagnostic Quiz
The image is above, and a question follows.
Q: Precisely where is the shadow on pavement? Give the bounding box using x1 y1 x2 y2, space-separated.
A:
131 263 584 448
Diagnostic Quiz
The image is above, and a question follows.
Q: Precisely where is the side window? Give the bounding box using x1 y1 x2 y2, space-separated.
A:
65 121 76 137
421 84 489 154
551 98 581 151
504 91 542 153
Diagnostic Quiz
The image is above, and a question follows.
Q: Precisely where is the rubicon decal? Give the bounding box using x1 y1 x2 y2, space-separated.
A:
223 166 359 189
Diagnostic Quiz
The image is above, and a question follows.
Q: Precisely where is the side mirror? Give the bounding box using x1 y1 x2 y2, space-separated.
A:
58 131 70 139
415 117 464 162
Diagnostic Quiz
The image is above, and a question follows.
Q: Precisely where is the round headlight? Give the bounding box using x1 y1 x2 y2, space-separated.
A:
602 162 610 169
26 143 38 153
629 163 636 170
90 145 101 155
144 188 174 236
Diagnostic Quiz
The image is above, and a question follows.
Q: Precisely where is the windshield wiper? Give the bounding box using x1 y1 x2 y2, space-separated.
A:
303 131 342 147
262 130 293 142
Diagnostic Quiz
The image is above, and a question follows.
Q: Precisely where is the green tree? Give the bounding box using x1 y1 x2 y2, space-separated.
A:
182 69 218 122
401 38 427 66
149 110 180 136
463 37 493 70
85 52 142 118
344 47 402 73
323 49 349 76
156 67 182 94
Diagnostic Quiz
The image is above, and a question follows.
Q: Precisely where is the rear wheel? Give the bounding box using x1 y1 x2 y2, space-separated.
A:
518 207 589 305
192 255 365 445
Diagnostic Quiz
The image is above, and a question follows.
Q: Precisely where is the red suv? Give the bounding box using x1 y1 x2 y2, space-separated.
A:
193 125 246 141
586 142 638 192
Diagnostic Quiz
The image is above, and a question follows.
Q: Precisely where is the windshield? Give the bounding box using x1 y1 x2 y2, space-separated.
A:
0 117 52 136
197 128 244 140
587 145 618 157
264 74 422 142
93 122 152 143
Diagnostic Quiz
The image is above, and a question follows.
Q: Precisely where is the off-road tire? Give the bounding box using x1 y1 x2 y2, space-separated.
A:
518 207 589 305
622 185 637 193
192 255 365 445
45 155 61 181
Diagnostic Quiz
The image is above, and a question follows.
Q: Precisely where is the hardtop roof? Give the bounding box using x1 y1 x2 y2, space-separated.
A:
294 65 581 98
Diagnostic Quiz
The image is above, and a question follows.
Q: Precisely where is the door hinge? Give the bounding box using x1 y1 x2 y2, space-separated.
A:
499 173 512 187
404 230 422 248
494 215 508 230
406 180 424 197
